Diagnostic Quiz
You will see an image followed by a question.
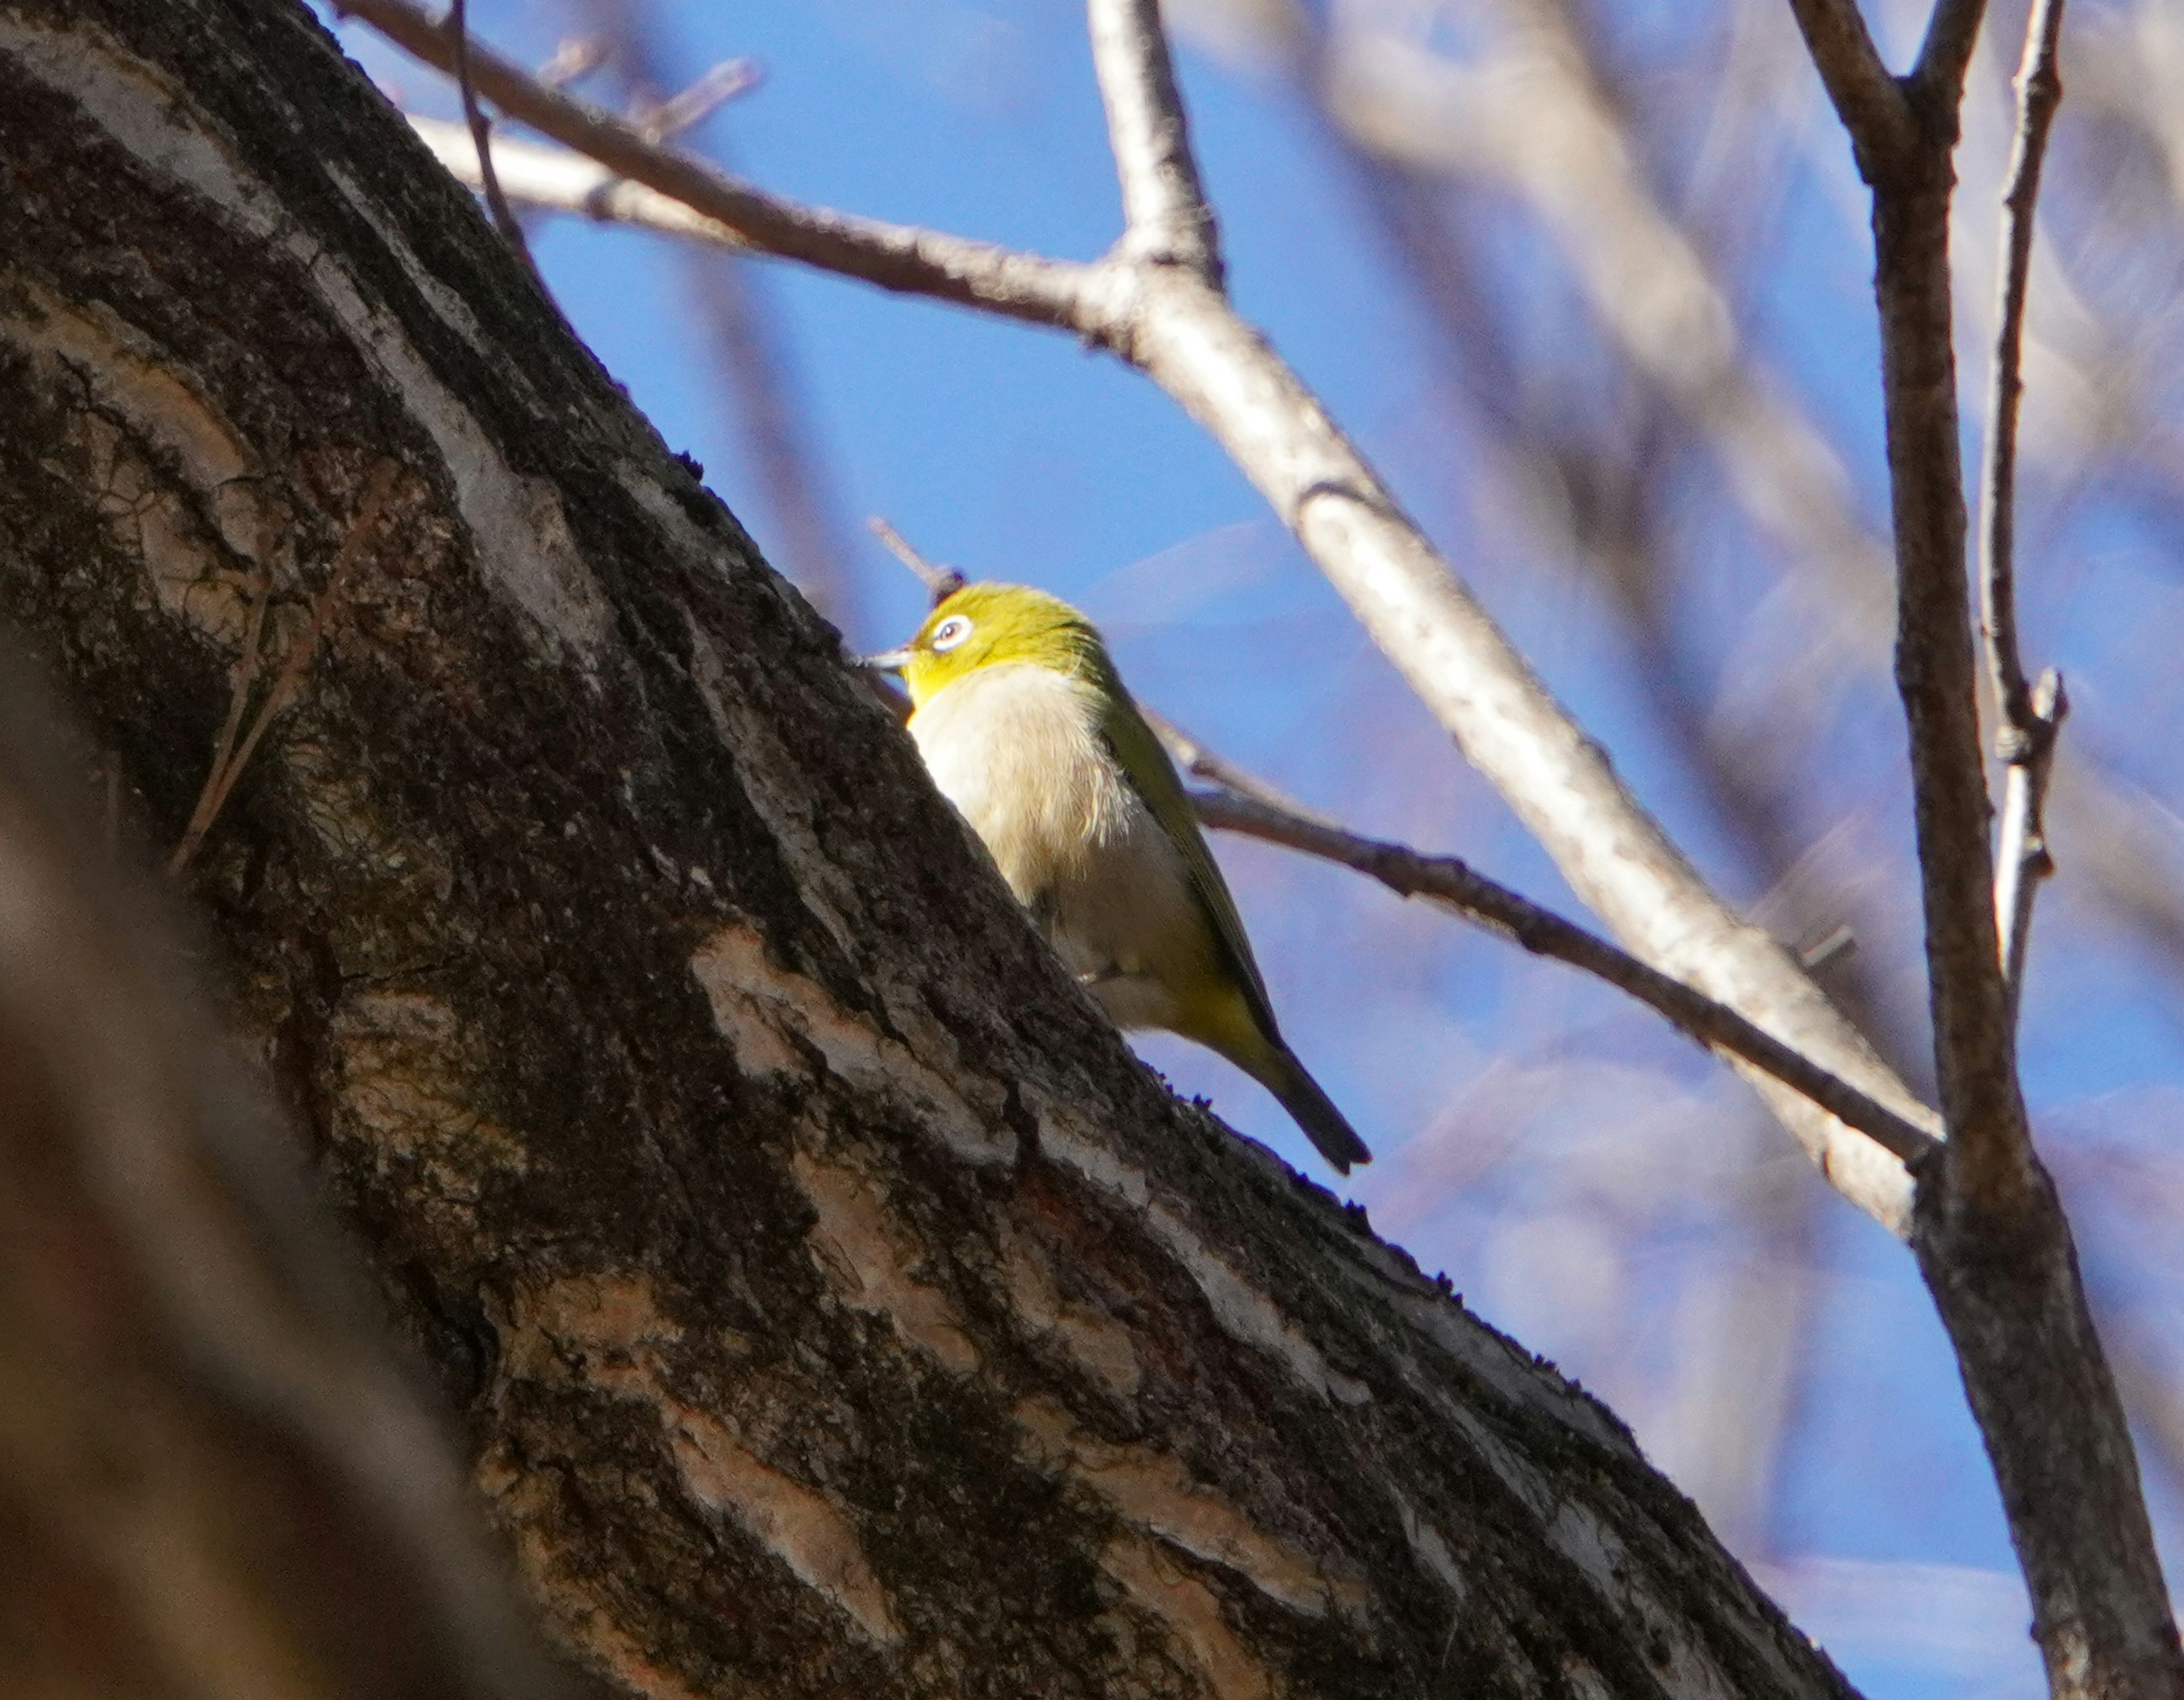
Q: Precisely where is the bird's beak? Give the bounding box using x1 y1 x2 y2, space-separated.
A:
859 647 914 672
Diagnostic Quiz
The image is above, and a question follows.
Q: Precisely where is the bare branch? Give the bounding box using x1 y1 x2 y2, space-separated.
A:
1143 706 1335 822
1781 0 1917 170
1786 0 2184 1680
1913 0 1994 103
1979 0 2067 734
1995 669 2067 1020
170 462 399 873
1085 0 1222 278
636 56 761 142
1124 271 1927 1229
1972 0 2070 1032
536 35 608 89
868 516 965 603
407 113 756 246
450 0 546 291
337 0 1109 333
1186 783 1938 1165
1867 133 2025 1218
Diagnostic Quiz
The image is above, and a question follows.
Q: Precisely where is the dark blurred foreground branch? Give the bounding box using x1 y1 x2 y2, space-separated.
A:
343 0 1929 1235
0 663 564 1700
1787 0 2184 1692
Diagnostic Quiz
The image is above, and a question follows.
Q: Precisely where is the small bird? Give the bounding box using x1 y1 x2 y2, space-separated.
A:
866 581 1370 1173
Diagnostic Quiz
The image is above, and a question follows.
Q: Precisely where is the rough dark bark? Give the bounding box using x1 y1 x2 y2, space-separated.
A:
0 4 1872 1697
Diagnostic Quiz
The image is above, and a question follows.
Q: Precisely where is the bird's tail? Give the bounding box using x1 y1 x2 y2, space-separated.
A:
1259 1046 1372 1174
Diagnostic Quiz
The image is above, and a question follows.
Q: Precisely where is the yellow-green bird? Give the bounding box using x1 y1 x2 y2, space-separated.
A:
866 581 1371 1173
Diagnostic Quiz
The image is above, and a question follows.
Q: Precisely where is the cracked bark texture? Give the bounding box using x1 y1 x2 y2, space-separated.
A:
0 4 1868 1697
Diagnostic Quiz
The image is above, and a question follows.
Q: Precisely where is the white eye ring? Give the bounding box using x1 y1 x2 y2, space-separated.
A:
929 615 974 652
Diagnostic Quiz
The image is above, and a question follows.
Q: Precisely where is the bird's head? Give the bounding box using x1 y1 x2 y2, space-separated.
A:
863 581 1108 709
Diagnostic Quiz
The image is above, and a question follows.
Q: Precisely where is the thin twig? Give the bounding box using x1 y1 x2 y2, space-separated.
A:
867 517 964 604
169 570 275 872
636 57 762 142
1975 0 2070 1034
1995 668 2067 1021
342 0 1104 332
1140 706 1338 823
1187 784 1937 1164
169 464 399 874
537 36 609 89
1980 0 2067 734
406 115 755 246
450 0 547 293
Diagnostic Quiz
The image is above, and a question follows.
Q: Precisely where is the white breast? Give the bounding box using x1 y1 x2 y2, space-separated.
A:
907 663 1202 1030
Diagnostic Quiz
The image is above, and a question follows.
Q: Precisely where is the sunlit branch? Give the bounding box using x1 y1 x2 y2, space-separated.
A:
1979 0 2070 1024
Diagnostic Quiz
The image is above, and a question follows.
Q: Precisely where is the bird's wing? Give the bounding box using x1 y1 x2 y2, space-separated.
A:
1097 688 1284 1045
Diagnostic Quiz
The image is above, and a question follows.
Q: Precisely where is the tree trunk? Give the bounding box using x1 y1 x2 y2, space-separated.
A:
0 5 1868 1696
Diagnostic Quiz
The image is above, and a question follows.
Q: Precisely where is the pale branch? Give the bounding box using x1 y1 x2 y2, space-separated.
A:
634 55 761 142
336 0 1107 332
349 0 1933 1235
867 516 965 603
535 35 608 88
1995 671 2066 1022
1118 273 1928 1229
1978 0 2069 1028
1781 0 1916 172
1185 787 1937 1166
407 113 756 247
449 0 542 288
1085 0 1221 278
1141 706 1330 823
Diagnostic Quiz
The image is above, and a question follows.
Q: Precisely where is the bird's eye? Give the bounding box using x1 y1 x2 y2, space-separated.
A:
930 615 974 652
